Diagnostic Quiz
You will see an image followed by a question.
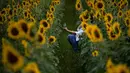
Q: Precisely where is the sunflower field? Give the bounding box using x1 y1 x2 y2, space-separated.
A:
0 0 130 73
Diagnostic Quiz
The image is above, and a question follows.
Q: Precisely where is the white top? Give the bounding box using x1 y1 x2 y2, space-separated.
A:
75 28 84 41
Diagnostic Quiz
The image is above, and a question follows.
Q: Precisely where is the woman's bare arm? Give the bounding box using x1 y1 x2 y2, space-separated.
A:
64 27 76 34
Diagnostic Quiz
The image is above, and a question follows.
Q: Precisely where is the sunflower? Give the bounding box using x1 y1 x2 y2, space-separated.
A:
79 10 90 22
81 22 88 30
26 22 36 41
86 0 94 9
92 50 99 57
104 13 113 23
105 22 112 29
91 25 103 42
127 28 130 37
95 0 105 10
18 19 29 34
125 10 130 17
7 22 24 39
46 11 50 19
118 10 123 18
23 10 29 18
115 64 130 73
124 17 130 27
75 0 82 11
85 25 94 42
108 30 118 40
36 32 46 45
23 62 41 73
50 5 55 13
38 24 46 34
48 36 56 44
2 38 24 71
40 19 50 30
113 22 121 37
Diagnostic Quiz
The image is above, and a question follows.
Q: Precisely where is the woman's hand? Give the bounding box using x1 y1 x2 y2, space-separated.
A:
64 27 68 31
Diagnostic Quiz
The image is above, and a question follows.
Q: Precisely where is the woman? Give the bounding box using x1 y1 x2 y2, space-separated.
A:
64 25 84 52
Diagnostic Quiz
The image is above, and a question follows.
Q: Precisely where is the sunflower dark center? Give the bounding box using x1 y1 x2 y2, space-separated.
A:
29 70 35 73
1 10 5 14
94 30 100 38
38 35 43 42
80 17 83 21
107 23 111 27
112 0 114 2
84 15 89 19
119 12 122 16
49 38 54 42
94 52 96 56
120 69 125 73
111 32 116 38
9 10 12 15
107 16 111 22
77 3 80 8
114 3 117 6
7 51 18 64
83 24 86 28
51 7 54 11
25 12 27 17
42 22 48 27
21 22 28 33
11 27 19 36
126 19 129 25
40 28 44 33
97 2 103 8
